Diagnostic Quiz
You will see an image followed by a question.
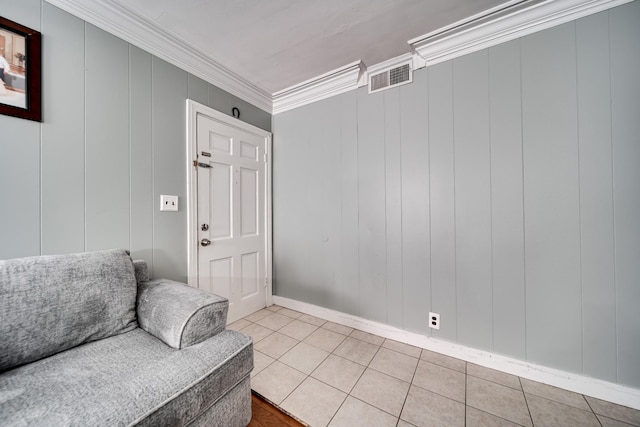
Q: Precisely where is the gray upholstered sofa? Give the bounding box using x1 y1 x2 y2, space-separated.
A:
0 249 253 426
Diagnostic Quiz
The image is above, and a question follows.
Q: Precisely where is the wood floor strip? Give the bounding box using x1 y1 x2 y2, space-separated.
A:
248 391 305 427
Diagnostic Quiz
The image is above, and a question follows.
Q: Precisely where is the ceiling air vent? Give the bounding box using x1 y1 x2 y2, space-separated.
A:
368 60 413 94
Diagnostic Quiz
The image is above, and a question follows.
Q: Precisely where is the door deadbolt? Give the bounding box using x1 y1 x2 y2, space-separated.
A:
201 224 209 231
201 238 211 247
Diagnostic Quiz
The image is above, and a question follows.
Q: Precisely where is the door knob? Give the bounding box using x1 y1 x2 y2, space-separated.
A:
201 238 211 247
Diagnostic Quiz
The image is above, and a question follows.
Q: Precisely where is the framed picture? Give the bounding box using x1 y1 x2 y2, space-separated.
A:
0 16 41 122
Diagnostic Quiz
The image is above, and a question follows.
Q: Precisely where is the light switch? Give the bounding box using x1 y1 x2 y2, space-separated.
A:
160 195 178 212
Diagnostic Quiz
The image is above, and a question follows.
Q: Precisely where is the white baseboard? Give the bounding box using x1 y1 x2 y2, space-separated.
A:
272 295 640 410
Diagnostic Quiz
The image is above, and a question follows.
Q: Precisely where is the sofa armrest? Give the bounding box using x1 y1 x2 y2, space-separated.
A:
136 279 228 349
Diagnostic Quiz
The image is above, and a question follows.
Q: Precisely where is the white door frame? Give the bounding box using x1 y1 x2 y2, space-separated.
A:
186 99 273 307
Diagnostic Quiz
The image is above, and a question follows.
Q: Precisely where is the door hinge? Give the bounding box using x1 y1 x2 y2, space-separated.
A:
263 152 267 162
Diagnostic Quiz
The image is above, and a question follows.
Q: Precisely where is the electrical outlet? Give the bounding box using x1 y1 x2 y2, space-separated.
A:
429 312 440 330
160 195 178 212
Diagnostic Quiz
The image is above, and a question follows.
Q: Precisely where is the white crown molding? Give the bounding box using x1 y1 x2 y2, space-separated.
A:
44 0 273 113
273 295 640 411
45 0 630 115
274 0 629 113
409 0 634 67
272 61 365 115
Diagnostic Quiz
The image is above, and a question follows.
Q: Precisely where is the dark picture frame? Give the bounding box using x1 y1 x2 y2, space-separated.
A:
0 16 41 122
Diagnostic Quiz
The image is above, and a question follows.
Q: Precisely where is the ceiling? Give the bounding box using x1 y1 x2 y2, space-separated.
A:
110 0 511 94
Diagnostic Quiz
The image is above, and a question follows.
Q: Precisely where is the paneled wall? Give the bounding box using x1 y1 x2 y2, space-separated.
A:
272 2 640 388
0 0 271 282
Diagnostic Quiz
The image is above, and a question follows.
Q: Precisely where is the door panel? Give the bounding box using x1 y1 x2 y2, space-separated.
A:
241 252 259 297
241 167 258 236
210 132 232 155
209 258 232 297
197 113 267 322
240 141 258 160
210 162 232 239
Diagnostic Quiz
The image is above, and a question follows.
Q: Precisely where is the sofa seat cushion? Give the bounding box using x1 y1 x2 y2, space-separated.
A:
0 328 253 426
0 249 138 372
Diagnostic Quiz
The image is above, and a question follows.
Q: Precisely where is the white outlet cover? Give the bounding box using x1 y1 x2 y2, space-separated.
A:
160 195 179 211
428 312 440 330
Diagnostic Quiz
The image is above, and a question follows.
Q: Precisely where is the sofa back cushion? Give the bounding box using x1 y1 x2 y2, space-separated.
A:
0 249 138 372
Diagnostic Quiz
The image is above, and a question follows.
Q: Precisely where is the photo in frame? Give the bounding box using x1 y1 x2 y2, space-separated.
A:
0 16 41 122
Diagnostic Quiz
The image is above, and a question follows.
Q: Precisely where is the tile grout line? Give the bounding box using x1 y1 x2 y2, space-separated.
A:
524 391 606 426
306 335 398 425
465 374 522 391
320 334 361 427
582 394 605 427
268 324 317 415
519 376 534 426
407 362 468 413
319 327 374 424
396 347 422 425
353 338 399 420
469 406 530 427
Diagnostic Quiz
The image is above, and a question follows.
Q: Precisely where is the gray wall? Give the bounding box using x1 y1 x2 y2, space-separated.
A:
0 0 271 282
272 2 640 389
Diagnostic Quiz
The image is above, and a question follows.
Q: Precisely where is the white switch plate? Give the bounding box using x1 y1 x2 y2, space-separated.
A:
160 195 178 212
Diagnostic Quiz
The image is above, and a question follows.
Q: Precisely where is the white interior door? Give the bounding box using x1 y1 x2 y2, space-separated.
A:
196 112 269 323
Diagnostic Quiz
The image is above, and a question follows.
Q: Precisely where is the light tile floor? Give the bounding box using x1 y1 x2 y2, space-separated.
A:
229 305 640 427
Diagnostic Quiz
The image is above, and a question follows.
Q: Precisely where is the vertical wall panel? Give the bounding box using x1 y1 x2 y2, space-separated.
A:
522 23 582 372
339 91 360 315
41 3 85 255
400 69 430 333
188 74 209 106
152 58 188 282
0 117 40 259
454 51 493 350
384 88 403 328
271 109 296 297
0 0 41 259
273 106 313 301
576 12 617 382
428 63 457 340
303 101 326 305
296 104 320 301
321 95 344 311
488 40 526 359
85 25 130 251
357 89 387 322
610 0 640 388
129 46 153 273
273 104 318 302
